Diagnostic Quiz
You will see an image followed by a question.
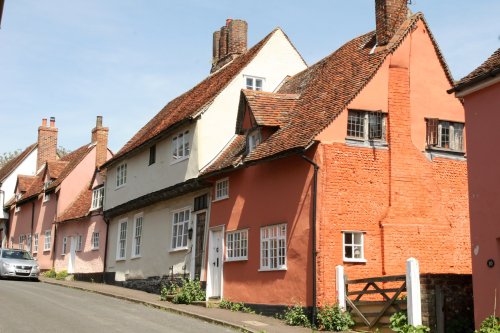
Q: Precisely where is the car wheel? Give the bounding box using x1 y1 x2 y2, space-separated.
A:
31 278 39 282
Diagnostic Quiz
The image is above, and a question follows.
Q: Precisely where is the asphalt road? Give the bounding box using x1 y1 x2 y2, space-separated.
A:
0 279 236 333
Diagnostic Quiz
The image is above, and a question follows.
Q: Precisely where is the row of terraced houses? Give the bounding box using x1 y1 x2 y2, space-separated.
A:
1 1 499 331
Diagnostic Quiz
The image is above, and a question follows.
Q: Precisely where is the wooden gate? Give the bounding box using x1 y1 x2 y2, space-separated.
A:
345 274 407 329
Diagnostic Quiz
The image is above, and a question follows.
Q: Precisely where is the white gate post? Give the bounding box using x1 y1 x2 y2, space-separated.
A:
336 265 346 309
406 257 422 326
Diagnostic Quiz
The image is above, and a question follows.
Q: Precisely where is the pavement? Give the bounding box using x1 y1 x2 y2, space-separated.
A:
39 276 317 333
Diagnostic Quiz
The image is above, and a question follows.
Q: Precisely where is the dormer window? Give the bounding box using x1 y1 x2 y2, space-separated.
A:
43 193 51 203
91 187 105 210
247 129 261 154
245 76 264 91
172 130 190 162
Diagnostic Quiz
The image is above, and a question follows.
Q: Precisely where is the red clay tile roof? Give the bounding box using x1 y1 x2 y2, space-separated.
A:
17 175 36 193
451 48 500 92
203 13 445 174
56 184 93 222
47 161 69 179
0 143 37 182
104 29 281 168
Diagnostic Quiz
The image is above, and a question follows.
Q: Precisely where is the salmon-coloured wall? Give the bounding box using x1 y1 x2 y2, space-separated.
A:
462 82 500 326
54 215 107 273
209 153 314 306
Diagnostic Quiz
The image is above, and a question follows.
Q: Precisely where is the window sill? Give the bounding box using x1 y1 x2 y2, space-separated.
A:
131 255 142 260
258 267 287 272
425 148 466 161
345 138 388 149
225 258 248 262
343 258 367 263
213 196 229 203
91 247 99 251
115 184 126 191
169 247 189 253
61 254 65 257
115 258 126 262
43 249 51 253
170 156 189 165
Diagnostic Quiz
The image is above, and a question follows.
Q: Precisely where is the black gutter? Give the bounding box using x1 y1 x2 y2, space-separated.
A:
103 216 110 283
301 154 319 327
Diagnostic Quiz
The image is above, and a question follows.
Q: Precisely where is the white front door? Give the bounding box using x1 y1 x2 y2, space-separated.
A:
68 237 77 274
208 229 223 298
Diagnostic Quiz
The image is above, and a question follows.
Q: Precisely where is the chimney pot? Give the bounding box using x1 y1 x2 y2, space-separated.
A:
49 117 56 128
42 118 47 127
96 115 103 128
226 18 232 26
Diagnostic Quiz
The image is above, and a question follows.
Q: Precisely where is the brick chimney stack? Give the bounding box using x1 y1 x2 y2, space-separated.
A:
37 117 58 171
211 19 248 73
375 0 409 46
91 116 109 169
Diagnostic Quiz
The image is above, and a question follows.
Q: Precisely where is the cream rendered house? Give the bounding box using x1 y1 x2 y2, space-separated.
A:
103 19 307 289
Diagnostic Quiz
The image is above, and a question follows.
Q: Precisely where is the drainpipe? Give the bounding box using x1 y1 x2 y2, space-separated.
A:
30 201 35 255
302 154 319 327
103 216 110 284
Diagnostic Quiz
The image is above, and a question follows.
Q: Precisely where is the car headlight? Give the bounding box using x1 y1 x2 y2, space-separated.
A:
33 265 40 270
2 262 13 268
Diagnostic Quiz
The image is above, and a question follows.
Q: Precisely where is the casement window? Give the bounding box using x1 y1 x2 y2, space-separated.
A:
43 192 51 202
245 76 264 91
215 178 229 201
171 208 190 250
426 119 464 152
347 110 387 142
149 145 156 165
247 129 261 153
172 130 190 161
132 214 143 257
91 187 104 210
26 235 32 252
343 231 366 262
260 224 287 271
33 234 39 253
62 237 67 255
19 235 25 250
44 230 51 251
226 229 248 261
116 163 127 188
91 232 100 250
77 235 83 251
117 220 127 260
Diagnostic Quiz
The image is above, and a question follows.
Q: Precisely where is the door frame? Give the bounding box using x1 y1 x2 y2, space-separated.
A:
206 225 225 300
190 209 208 280
68 236 77 274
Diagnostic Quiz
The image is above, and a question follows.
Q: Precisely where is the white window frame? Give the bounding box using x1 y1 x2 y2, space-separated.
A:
170 207 190 251
214 178 229 201
44 230 51 252
226 229 248 261
77 235 83 252
26 234 32 252
247 129 261 153
19 235 25 250
62 237 67 255
131 214 143 258
91 232 100 250
33 233 39 253
91 187 104 210
260 223 287 271
116 163 127 188
43 192 51 203
342 231 366 263
171 130 190 163
244 75 265 91
116 219 127 260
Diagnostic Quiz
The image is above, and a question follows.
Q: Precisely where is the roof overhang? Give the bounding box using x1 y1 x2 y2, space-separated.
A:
450 70 500 97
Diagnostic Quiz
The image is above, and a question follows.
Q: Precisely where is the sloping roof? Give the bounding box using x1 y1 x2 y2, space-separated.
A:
0 143 37 183
46 161 68 180
105 29 281 167
203 13 445 175
56 184 93 222
450 48 500 93
17 175 36 193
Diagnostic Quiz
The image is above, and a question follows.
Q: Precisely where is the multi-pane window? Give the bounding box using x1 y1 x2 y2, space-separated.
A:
226 230 248 261
91 187 104 210
33 234 39 253
247 129 261 153
77 235 83 251
426 119 464 152
19 235 25 250
260 224 287 270
132 215 143 257
26 235 32 252
91 232 100 250
116 163 127 188
343 231 365 262
149 145 156 165
44 230 51 251
215 179 229 200
62 237 67 254
172 131 190 160
347 110 386 141
171 208 190 250
117 220 127 260
245 76 264 91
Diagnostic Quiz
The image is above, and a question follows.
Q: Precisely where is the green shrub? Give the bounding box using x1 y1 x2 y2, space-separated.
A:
316 304 354 331
218 299 254 313
42 269 56 278
283 305 310 327
55 270 68 280
160 283 180 301
475 316 500 333
172 279 205 304
390 311 430 333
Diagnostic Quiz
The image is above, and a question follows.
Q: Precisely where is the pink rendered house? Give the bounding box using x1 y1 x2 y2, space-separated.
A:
449 48 500 328
9 117 112 276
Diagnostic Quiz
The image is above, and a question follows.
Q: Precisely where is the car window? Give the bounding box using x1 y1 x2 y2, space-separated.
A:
1 250 33 260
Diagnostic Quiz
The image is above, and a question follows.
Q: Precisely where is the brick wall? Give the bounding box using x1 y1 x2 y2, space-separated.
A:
37 117 58 170
375 0 409 45
91 116 109 168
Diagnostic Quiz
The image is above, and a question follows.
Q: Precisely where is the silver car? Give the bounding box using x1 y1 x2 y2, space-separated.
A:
0 248 40 281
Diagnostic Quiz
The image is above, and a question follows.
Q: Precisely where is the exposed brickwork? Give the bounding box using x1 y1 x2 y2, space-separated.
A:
228 19 248 56
36 117 58 171
91 116 109 168
375 0 409 46
211 19 248 73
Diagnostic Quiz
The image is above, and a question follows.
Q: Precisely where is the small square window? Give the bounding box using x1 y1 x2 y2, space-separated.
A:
245 76 265 91
215 179 229 201
343 231 365 262
149 145 156 165
347 110 386 142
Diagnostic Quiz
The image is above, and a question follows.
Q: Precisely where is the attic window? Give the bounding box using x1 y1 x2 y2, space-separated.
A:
426 119 464 152
247 129 261 154
346 110 387 144
172 130 190 162
245 76 264 91
91 187 105 210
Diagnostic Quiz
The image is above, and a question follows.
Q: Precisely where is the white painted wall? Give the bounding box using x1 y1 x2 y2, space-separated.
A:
0 148 37 219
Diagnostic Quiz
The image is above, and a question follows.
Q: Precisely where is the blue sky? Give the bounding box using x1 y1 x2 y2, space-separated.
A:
0 0 498 155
